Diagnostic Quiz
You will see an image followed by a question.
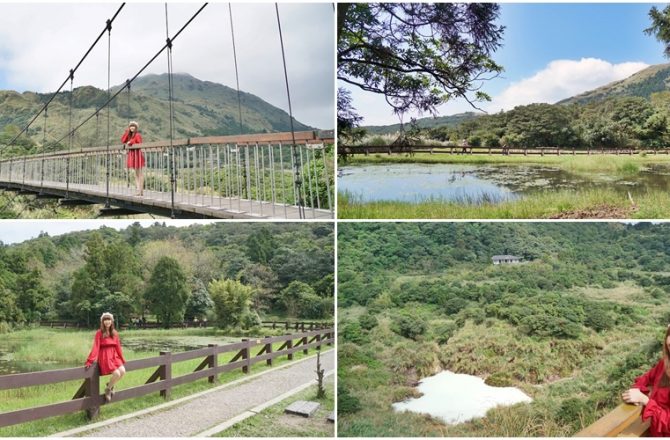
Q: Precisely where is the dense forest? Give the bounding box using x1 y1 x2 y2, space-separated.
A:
338 223 670 436
0 222 333 332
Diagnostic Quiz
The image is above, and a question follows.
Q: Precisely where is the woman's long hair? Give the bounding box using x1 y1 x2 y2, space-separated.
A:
99 319 118 338
660 325 670 387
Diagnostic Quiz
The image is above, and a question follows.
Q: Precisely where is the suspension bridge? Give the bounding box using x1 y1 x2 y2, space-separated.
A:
0 3 334 219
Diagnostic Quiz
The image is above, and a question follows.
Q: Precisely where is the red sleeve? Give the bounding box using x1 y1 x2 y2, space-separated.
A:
132 133 142 145
121 129 130 143
115 334 126 364
643 397 670 433
633 360 664 394
85 331 101 367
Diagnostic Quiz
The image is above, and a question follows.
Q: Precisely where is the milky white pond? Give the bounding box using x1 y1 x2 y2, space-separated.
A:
392 370 533 425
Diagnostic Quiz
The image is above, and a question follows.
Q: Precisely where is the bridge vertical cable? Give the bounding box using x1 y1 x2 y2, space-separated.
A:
40 106 47 192
165 3 176 218
105 18 112 208
228 3 244 137
275 3 304 219
66 70 74 197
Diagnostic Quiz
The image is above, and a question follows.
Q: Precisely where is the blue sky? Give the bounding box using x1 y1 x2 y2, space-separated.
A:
345 3 669 126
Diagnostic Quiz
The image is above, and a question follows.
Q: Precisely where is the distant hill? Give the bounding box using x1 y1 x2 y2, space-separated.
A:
0 73 313 151
361 112 480 135
558 63 670 105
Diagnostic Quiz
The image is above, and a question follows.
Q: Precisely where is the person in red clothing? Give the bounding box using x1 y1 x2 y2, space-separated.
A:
85 312 126 402
622 325 670 436
121 121 145 196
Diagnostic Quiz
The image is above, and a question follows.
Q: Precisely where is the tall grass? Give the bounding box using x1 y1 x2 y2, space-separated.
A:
338 188 670 219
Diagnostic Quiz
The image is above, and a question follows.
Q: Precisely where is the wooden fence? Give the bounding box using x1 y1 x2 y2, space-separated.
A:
574 402 649 437
0 327 333 429
39 320 332 331
338 144 670 158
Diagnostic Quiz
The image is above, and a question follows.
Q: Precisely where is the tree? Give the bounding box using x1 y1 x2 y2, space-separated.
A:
279 281 330 319
645 5 670 58
338 3 504 124
246 228 276 264
145 257 189 328
185 278 214 321
209 278 258 329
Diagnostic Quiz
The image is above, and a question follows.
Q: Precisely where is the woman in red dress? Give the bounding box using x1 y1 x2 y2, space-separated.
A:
85 312 126 402
622 325 670 436
121 121 145 196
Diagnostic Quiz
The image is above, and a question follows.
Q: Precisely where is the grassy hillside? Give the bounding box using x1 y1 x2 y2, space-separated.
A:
0 73 314 157
558 63 670 105
338 223 670 436
361 113 480 136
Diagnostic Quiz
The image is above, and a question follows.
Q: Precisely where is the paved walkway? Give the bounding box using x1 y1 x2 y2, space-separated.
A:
58 351 333 437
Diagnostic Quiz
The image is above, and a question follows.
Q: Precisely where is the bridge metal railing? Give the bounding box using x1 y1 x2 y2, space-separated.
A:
0 327 334 429
0 131 334 219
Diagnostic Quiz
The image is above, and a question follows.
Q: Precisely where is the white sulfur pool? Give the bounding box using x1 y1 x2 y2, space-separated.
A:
392 370 533 425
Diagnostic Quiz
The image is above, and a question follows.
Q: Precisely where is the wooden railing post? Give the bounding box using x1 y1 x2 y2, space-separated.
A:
316 333 322 351
287 336 293 360
326 330 333 346
265 336 273 366
86 363 100 420
302 336 309 355
241 339 250 374
159 351 172 399
208 344 218 383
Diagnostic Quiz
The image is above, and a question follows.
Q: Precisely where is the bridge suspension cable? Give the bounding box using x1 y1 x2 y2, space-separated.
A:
275 3 305 219
6 3 126 149
41 3 208 155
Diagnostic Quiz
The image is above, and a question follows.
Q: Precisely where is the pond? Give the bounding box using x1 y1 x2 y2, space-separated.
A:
392 370 532 425
0 335 242 375
338 163 670 204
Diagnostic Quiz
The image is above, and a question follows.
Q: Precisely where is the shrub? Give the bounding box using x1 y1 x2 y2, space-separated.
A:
391 310 427 340
359 312 378 330
485 372 513 387
339 386 362 414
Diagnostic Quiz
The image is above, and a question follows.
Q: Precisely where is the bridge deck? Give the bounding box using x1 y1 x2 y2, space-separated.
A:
1 179 332 219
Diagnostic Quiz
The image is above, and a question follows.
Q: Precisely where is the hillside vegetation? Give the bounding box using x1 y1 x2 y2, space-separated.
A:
0 73 314 158
338 223 670 436
0 222 334 332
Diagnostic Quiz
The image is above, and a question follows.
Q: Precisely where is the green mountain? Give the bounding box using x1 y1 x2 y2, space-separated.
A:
558 63 670 105
361 112 480 135
0 73 313 152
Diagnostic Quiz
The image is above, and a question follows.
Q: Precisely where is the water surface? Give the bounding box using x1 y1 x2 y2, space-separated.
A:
338 163 670 204
392 370 532 425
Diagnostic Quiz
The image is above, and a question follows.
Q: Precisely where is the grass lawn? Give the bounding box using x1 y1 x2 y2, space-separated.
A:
216 377 335 437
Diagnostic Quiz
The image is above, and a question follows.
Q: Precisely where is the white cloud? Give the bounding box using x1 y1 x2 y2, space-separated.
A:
0 3 334 129
488 58 649 112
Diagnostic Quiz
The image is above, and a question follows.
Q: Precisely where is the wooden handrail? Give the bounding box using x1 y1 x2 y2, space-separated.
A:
337 144 669 156
0 131 334 163
574 402 650 437
0 327 334 429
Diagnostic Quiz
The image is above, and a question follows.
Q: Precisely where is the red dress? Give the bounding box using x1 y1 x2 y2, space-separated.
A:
632 359 670 436
121 129 145 169
85 330 126 375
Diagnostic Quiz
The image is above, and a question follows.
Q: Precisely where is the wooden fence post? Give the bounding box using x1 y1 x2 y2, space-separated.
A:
302 336 308 355
241 339 250 374
316 333 321 351
86 364 100 420
159 351 172 399
326 330 333 346
208 344 218 383
287 336 293 361
265 336 273 366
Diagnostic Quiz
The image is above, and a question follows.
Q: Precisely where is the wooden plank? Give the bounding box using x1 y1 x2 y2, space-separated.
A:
0 397 98 428
574 403 642 437
0 366 91 390
170 346 213 363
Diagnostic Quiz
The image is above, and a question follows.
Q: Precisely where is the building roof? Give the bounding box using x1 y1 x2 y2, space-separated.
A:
492 255 522 261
